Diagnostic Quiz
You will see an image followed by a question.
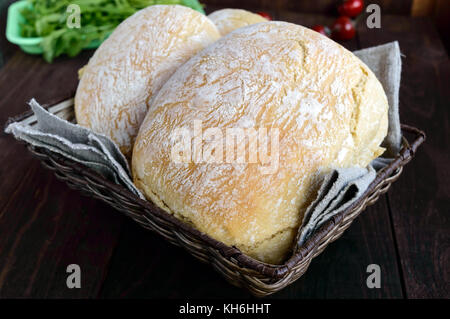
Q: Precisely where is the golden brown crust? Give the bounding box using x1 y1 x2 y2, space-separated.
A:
132 22 388 264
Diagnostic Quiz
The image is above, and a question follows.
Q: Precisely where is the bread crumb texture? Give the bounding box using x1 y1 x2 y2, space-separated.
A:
208 8 267 36
74 5 220 157
132 22 388 264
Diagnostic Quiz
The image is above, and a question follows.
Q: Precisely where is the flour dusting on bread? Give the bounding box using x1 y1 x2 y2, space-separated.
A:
74 5 220 157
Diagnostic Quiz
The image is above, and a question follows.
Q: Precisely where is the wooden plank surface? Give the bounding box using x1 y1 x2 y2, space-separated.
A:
358 14 450 298
0 0 18 67
0 3 448 299
0 48 126 297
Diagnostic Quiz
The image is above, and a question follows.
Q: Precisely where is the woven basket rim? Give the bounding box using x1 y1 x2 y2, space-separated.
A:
5 97 426 279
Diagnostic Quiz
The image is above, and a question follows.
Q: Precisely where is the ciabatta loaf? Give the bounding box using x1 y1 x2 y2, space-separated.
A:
74 5 220 157
132 22 388 264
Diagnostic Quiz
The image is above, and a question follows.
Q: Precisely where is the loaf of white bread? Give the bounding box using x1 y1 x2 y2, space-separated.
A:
132 21 388 264
74 5 220 157
208 8 268 35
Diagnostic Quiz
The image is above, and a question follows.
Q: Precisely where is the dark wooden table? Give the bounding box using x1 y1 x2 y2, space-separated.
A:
0 3 448 299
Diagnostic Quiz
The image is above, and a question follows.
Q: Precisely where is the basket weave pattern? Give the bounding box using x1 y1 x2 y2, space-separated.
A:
8 98 425 296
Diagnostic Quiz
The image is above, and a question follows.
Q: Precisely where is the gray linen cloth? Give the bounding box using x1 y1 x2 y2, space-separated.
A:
5 41 402 250
5 99 144 199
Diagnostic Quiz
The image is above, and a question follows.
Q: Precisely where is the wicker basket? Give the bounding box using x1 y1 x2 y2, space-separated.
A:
6 97 425 297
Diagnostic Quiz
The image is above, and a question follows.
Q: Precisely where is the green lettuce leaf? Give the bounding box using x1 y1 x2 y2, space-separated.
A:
20 0 205 62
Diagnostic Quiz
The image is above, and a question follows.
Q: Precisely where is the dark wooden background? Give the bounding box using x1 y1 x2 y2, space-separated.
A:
0 0 449 298
204 0 414 14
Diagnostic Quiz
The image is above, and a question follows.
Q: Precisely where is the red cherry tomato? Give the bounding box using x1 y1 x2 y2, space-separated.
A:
331 16 355 40
311 25 330 37
338 0 364 18
256 11 272 20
